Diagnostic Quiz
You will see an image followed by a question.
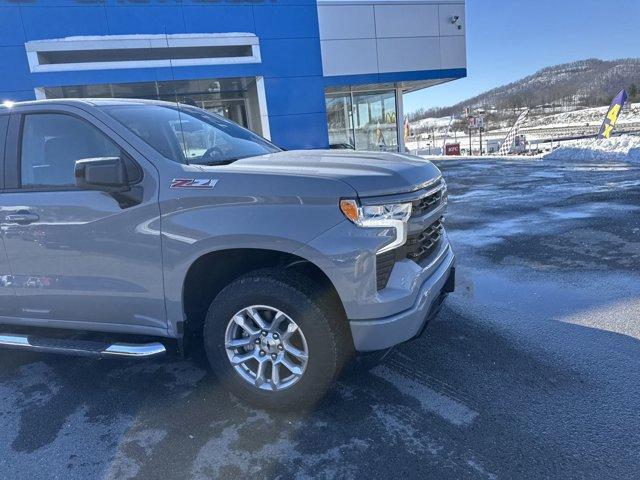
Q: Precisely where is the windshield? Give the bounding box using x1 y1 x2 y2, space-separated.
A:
101 104 280 165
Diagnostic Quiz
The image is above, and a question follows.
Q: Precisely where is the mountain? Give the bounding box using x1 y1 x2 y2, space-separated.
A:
409 58 640 121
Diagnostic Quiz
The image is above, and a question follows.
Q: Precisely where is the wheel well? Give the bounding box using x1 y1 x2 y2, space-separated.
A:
182 249 346 338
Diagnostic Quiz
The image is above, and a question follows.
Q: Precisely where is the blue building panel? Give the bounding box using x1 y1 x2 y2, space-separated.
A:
0 46 33 93
253 6 320 39
264 76 326 117
20 6 109 41
0 7 25 47
324 68 468 88
269 112 329 150
105 6 186 35
0 2 466 151
182 6 255 34
260 38 324 78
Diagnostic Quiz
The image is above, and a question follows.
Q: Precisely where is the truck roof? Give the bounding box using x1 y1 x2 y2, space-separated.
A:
0 98 178 110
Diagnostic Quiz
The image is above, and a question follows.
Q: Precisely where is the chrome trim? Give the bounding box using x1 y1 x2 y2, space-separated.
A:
0 334 30 347
405 173 443 194
103 342 167 357
409 199 448 226
417 179 446 200
0 334 166 358
360 176 445 205
369 217 409 254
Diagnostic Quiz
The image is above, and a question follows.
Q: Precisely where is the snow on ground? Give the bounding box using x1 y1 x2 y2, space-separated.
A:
408 103 640 151
410 116 453 131
416 134 640 163
543 134 640 163
522 103 640 129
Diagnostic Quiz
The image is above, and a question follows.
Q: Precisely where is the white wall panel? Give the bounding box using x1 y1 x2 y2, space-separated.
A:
321 39 378 76
439 3 466 37
377 37 440 73
440 35 466 69
317 5 375 40
318 1 466 76
373 4 439 38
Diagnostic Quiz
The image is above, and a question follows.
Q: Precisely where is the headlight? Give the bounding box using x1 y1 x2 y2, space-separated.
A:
340 199 412 254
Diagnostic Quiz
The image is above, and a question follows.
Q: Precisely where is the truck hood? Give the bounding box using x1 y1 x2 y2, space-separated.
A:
233 150 442 197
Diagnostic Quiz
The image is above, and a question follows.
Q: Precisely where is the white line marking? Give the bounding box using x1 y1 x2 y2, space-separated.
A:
372 365 478 427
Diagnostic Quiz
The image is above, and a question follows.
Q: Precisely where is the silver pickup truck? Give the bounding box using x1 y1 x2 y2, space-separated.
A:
0 99 454 409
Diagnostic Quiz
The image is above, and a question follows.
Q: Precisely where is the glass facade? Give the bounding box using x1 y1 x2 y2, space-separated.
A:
326 90 399 151
41 78 257 131
326 94 354 148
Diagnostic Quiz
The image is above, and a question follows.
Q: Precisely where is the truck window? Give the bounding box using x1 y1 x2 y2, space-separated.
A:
20 113 121 189
0 115 8 188
102 104 280 165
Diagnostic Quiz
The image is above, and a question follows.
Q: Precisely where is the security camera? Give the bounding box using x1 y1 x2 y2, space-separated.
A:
450 15 460 24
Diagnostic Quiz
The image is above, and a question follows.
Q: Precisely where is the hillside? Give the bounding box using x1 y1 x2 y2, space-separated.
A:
409 58 640 122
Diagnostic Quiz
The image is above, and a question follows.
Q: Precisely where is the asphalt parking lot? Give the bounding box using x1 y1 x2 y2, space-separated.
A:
1 154 639 479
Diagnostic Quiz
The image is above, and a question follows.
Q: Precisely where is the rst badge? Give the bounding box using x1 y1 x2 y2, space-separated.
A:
170 179 218 189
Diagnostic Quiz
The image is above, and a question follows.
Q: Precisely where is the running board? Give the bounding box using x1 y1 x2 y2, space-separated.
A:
0 333 166 358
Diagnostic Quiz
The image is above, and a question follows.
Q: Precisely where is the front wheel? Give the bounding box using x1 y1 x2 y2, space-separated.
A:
203 269 352 410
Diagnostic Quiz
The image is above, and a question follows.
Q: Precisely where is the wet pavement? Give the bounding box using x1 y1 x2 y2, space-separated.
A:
1 155 639 479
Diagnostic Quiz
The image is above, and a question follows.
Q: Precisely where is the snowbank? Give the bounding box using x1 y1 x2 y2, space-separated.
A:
544 135 640 163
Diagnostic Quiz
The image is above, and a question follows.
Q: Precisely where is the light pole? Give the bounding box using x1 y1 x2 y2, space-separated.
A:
476 108 485 156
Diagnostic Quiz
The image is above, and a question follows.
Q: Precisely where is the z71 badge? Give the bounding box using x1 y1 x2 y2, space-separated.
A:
170 179 218 189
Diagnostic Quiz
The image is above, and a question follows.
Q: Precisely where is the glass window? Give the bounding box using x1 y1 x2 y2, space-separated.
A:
20 114 122 188
352 91 398 152
43 78 255 131
102 104 279 165
325 90 399 152
326 94 354 149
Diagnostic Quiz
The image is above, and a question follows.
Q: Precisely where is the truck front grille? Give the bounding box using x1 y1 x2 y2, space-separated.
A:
405 217 444 263
411 179 447 217
376 251 396 291
375 216 445 290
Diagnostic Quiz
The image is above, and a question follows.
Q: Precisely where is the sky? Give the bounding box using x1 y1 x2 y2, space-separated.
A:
403 0 640 114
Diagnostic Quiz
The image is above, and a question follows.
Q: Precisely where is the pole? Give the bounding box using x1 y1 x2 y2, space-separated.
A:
431 127 435 154
395 88 405 153
479 127 483 156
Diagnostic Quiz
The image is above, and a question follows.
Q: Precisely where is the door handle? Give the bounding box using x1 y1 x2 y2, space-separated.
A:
4 212 39 225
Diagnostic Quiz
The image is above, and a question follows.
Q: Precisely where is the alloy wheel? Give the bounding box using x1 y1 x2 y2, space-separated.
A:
224 305 309 391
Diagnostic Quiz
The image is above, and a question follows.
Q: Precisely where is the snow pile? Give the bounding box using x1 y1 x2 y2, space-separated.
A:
544 135 640 163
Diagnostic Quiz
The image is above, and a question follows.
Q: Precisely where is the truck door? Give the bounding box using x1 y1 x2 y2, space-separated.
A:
0 113 20 317
0 106 166 335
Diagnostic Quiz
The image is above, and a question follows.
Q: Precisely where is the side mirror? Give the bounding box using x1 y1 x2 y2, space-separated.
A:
75 157 129 193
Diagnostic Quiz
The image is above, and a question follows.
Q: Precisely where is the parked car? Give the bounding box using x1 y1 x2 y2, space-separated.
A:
0 99 454 409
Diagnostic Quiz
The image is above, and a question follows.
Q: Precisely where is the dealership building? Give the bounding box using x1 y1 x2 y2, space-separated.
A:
0 0 466 151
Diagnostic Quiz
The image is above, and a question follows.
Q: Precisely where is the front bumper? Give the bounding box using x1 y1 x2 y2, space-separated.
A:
348 246 455 352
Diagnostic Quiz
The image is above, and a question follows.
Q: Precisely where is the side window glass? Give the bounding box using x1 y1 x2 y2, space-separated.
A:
20 113 121 189
0 115 8 189
0 114 8 158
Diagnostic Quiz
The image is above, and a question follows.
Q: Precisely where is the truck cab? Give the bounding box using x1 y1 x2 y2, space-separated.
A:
0 99 454 409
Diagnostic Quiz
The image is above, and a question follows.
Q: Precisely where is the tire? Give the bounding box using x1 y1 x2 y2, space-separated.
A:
203 268 353 411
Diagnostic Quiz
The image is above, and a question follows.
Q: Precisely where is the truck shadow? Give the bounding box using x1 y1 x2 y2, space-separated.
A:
1 292 639 479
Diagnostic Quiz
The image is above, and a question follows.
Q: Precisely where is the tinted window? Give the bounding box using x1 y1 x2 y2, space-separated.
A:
0 115 8 188
0 115 8 151
20 114 121 188
102 104 280 165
